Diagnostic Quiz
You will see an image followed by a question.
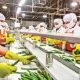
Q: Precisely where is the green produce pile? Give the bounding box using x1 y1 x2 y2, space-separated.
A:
18 50 30 55
17 46 30 55
53 50 74 63
74 49 80 55
18 47 25 49
53 50 65 54
62 56 74 63
11 60 20 66
40 43 46 46
76 60 80 64
19 70 53 80
73 49 80 64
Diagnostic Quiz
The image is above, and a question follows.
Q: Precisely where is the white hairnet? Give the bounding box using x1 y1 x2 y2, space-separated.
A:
0 13 5 21
36 22 47 32
29 25 34 30
54 18 63 26
63 13 77 22
39 22 47 28
63 13 77 29
20 27 27 32
22 27 26 29
36 22 47 29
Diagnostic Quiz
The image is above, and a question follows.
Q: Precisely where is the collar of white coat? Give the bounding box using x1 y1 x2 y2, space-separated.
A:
66 24 80 33
52 26 65 33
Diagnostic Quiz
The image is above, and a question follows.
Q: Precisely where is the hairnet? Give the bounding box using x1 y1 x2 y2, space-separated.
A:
29 25 34 30
39 22 47 28
63 13 77 22
54 18 63 26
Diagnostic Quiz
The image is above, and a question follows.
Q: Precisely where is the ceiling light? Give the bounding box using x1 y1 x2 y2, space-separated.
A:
2 5 7 9
19 0 26 7
22 13 26 17
71 2 78 7
16 7 21 14
43 15 47 18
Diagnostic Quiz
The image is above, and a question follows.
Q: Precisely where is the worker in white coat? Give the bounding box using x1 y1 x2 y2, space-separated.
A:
63 13 80 34
20 27 28 32
0 13 9 32
36 22 47 33
52 18 66 33
0 13 35 78
63 13 80 52
0 13 9 45
28 25 36 32
63 13 80 63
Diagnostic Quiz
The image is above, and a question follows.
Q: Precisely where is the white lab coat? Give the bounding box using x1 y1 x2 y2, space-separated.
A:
28 29 36 32
36 28 47 33
42 28 47 33
28 26 36 32
20 28 28 32
66 25 80 34
52 26 66 33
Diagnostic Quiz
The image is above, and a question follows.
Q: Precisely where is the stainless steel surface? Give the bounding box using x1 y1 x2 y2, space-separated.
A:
20 32 80 43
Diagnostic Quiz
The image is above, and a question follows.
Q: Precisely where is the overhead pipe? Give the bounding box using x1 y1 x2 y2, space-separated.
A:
0 2 57 10
0 2 80 12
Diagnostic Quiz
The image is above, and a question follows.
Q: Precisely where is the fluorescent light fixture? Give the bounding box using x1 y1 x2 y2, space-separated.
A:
2 5 7 9
43 15 47 18
16 7 21 14
71 2 78 7
19 0 26 7
22 13 26 17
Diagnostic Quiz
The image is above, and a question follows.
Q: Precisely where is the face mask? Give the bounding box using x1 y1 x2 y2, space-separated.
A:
54 23 61 29
64 20 76 29
55 25 61 29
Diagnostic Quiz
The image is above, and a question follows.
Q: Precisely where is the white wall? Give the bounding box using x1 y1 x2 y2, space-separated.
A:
22 21 42 27
6 20 42 28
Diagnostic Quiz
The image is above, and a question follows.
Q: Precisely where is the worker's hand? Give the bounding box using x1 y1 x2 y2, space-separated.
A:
18 55 36 63
72 49 80 64
0 62 17 78
6 37 15 44
72 44 80 57
5 50 36 63
75 44 80 49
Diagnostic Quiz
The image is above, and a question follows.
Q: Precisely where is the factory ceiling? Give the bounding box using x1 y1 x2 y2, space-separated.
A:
0 0 80 21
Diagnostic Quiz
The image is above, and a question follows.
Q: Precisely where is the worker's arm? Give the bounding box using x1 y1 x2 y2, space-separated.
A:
0 46 16 78
0 45 35 63
0 62 16 78
0 45 35 78
0 45 7 56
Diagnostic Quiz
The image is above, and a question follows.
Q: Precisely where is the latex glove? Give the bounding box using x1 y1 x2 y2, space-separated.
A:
72 49 80 64
0 62 17 78
6 37 15 44
72 44 80 57
75 44 80 49
5 50 35 63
